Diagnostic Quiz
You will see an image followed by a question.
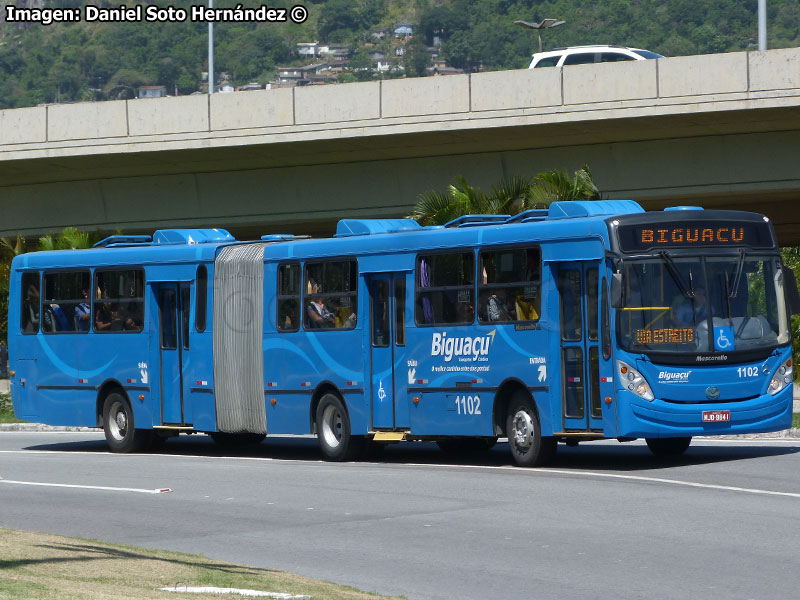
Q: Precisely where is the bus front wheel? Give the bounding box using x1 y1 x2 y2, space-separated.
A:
316 393 363 461
645 436 692 457
506 397 556 467
102 392 150 453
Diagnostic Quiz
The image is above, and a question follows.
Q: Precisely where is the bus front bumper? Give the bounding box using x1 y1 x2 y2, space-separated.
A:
616 386 793 438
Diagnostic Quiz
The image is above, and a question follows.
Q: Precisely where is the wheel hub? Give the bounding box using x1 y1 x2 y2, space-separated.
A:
321 405 343 448
511 410 534 451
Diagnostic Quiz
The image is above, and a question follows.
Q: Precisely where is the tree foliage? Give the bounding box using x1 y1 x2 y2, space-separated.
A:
409 166 599 226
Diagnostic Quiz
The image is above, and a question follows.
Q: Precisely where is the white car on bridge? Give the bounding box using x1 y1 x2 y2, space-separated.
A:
529 45 663 68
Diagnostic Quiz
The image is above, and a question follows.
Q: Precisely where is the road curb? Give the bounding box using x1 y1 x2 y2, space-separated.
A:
0 424 98 432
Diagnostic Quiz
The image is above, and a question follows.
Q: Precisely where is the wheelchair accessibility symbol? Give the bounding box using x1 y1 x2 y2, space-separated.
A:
714 326 735 351
377 380 387 401
716 330 731 349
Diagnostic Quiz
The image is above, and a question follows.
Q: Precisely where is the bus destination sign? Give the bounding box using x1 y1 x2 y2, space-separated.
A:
617 221 773 252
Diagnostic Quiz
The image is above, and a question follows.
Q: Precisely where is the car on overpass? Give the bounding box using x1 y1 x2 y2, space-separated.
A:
529 44 663 68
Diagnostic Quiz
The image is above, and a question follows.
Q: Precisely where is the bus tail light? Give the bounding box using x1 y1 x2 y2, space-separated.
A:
768 359 793 395
616 360 654 401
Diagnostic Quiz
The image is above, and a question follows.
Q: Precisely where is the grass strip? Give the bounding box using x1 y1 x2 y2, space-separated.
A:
0 393 25 424
0 528 403 600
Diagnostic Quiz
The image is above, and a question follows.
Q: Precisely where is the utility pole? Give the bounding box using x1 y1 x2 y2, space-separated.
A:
758 0 767 51
208 0 214 94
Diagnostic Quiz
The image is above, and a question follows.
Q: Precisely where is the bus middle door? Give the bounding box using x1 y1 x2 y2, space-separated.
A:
367 273 409 430
155 282 192 426
558 264 603 432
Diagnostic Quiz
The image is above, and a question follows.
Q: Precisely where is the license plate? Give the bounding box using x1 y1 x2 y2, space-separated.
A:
702 410 731 423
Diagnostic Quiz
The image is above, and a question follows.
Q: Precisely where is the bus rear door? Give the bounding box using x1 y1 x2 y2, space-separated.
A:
367 273 409 430
558 264 604 432
154 282 192 426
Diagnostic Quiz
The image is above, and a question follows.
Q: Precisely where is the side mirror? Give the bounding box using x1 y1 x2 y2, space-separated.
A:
782 265 800 315
610 273 623 308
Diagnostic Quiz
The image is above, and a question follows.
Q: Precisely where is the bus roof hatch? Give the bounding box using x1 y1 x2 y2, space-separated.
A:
547 200 643 219
152 229 235 245
335 219 422 237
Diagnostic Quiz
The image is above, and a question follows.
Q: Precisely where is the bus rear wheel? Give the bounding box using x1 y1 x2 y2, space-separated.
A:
645 436 692 457
506 397 556 467
102 393 150 453
316 393 363 461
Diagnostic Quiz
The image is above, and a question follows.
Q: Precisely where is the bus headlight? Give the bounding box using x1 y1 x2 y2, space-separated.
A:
617 360 654 401
768 359 793 396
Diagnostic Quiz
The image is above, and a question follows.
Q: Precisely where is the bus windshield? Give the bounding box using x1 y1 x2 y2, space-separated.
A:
617 254 790 354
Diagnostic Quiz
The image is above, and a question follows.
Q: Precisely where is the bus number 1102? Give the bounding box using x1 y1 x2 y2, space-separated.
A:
455 395 481 415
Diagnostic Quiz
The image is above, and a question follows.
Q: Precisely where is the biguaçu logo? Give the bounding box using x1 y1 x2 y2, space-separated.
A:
658 371 691 382
431 330 495 363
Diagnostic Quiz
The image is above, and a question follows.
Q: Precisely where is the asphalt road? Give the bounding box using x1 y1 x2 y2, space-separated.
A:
1 432 799 600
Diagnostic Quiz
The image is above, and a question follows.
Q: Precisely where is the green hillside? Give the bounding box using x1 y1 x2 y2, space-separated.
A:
0 0 798 108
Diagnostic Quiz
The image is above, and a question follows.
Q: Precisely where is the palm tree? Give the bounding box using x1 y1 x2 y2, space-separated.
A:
528 166 600 206
38 227 94 251
410 166 600 226
1 228 102 346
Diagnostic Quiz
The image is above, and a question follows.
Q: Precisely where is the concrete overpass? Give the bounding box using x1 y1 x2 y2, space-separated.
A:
1 47 800 243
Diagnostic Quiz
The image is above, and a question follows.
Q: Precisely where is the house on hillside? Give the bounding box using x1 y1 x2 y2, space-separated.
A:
297 42 320 57
370 27 391 41
138 85 167 98
394 23 413 37
276 64 330 86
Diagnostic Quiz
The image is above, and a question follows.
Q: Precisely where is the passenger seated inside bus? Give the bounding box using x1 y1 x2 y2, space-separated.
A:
487 289 515 321
307 289 356 329
95 299 140 331
74 289 91 331
22 282 40 332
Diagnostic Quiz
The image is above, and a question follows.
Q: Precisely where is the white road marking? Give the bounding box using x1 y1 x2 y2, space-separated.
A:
0 476 171 494
2 438 800 499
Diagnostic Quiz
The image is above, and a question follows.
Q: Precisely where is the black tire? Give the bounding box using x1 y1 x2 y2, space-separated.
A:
437 437 498 454
209 432 267 448
315 393 364 461
102 392 150 453
506 394 556 467
645 436 692 457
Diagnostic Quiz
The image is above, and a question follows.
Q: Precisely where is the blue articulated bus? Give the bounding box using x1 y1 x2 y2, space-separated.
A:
8 201 800 466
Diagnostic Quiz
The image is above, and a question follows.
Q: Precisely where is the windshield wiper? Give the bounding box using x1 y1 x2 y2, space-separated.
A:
728 248 746 299
659 251 694 299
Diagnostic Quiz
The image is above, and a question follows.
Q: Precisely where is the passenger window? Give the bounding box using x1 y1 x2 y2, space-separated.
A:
20 272 41 334
534 56 560 68
395 278 406 346
560 270 583 341
182 287 191 350
599 52 635 63
94 270 144 333
478 247 541 323
563 52 597 66
277 263 300 332
42 271 91 334
304 260 358 330
416 252 474 325
195 265 208 333
587 268 599 341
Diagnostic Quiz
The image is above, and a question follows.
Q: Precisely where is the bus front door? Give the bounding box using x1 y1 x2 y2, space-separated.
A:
368 273 409 430
558 264 603 432
155 283 192 425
